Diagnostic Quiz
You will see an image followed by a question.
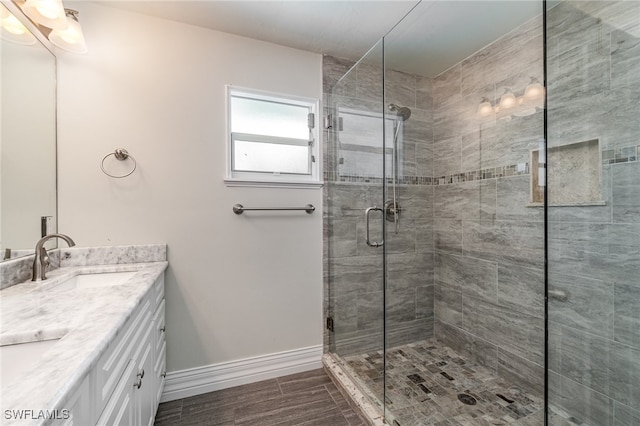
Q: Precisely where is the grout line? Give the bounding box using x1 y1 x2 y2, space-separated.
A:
276 376 285 396
324 383 350 413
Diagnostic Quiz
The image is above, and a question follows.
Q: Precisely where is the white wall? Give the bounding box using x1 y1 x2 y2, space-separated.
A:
57 3 323 373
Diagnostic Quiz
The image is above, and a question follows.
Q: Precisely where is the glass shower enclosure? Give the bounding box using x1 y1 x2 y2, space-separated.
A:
546 1 640 425
325 1 639 425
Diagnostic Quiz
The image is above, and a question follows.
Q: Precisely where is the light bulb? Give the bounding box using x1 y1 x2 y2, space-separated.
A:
48 9 87 53
524 80 544 100
499 90 517 109
1 6 36 45
477 99 494 117
3 14 27 35
21 0 68 29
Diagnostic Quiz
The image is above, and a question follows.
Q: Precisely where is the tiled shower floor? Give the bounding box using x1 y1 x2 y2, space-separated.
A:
342 339 548 426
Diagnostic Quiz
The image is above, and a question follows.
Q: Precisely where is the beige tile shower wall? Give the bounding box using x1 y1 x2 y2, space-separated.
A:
431 15 546 395
546 2 640 425
323 56 435 356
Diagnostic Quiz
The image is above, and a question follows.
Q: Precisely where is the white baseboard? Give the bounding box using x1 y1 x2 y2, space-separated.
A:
160 345 323 402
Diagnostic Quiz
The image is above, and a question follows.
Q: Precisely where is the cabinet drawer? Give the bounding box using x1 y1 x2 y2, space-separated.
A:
96 297 152 416
153 299 165 354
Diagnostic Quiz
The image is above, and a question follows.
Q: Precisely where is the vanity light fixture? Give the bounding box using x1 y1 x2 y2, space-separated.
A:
21 0 67 30
48 9 87 53
0 5 36 45
476 78 545 120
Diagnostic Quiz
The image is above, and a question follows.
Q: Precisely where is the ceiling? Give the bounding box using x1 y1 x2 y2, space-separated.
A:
97 1 542 77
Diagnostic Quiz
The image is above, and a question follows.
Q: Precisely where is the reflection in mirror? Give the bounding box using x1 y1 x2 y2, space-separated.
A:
1 3 57 261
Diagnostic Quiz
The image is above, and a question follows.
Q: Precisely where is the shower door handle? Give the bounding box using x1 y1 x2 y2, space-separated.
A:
365 207 384 247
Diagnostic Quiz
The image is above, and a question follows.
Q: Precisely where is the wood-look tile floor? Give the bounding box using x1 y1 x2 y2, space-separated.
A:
154 369 366 426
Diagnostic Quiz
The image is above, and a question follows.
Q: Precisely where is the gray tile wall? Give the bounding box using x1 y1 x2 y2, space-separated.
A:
431 15 546 396
546 2 640 425
323 55 435 356
323 2 640 423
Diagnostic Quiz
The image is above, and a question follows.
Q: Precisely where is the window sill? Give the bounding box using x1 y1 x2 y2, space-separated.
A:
224 178 324 189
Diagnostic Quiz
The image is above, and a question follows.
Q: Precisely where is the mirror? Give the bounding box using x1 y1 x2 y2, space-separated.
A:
1 3 57 261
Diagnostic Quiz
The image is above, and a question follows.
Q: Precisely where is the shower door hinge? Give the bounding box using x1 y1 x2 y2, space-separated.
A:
326 316 334 332
324 114 333 129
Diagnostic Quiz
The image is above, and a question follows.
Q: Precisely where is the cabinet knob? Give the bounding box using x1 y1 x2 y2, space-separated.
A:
160 326 166 333
134 378 142 389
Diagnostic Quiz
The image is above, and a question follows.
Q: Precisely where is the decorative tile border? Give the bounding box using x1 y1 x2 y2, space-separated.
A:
325 144 639 186
324 163 530 186
323 172 436 185
602 144 640 165
435 163 529 185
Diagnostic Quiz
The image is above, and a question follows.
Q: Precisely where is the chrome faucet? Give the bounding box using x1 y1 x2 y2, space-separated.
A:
32 233 76 281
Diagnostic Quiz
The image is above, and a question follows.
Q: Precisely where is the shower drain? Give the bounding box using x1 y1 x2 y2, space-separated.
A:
457 393 477 405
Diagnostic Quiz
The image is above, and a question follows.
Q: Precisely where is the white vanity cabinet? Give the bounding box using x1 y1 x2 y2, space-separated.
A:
50 376 91 426
153 299 166 408
54 272 166 426
150 275 166 422
96 321 155 426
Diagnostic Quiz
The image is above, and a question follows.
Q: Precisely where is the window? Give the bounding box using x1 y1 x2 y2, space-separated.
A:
225 86 320 187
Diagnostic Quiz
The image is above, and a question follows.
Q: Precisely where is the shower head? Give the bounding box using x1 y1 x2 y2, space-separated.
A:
388 103 412 121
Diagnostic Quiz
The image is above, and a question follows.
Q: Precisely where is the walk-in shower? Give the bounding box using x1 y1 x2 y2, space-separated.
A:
324 1 640 425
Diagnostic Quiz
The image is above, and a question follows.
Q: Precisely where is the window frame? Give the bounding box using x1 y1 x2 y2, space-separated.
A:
225 85 322 188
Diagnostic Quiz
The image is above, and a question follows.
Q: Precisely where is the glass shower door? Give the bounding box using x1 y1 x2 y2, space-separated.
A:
326 40 389 414
546 1 640 424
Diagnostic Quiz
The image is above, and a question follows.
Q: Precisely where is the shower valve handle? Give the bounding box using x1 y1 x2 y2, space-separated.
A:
365 206 384 247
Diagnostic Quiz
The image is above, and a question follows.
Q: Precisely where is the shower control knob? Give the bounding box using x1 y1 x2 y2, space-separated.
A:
383 200 401 222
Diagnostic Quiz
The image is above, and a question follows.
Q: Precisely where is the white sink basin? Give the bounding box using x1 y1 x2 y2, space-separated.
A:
0 339 60 385
55 271 137 291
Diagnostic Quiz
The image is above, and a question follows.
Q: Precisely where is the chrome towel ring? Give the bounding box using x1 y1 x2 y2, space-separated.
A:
101 148 137 178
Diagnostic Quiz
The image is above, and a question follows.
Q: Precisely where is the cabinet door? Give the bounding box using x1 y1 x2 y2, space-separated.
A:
133 325 155 426
49 375 91 426
96 360 136 426
154 340 167 410
153 299 166 355
96 298 152 416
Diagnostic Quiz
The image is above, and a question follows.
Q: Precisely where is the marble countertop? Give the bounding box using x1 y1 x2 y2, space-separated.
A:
0 260 168 425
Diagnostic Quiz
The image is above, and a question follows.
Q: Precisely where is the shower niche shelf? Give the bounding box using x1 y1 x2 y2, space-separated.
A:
529 138 606 207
